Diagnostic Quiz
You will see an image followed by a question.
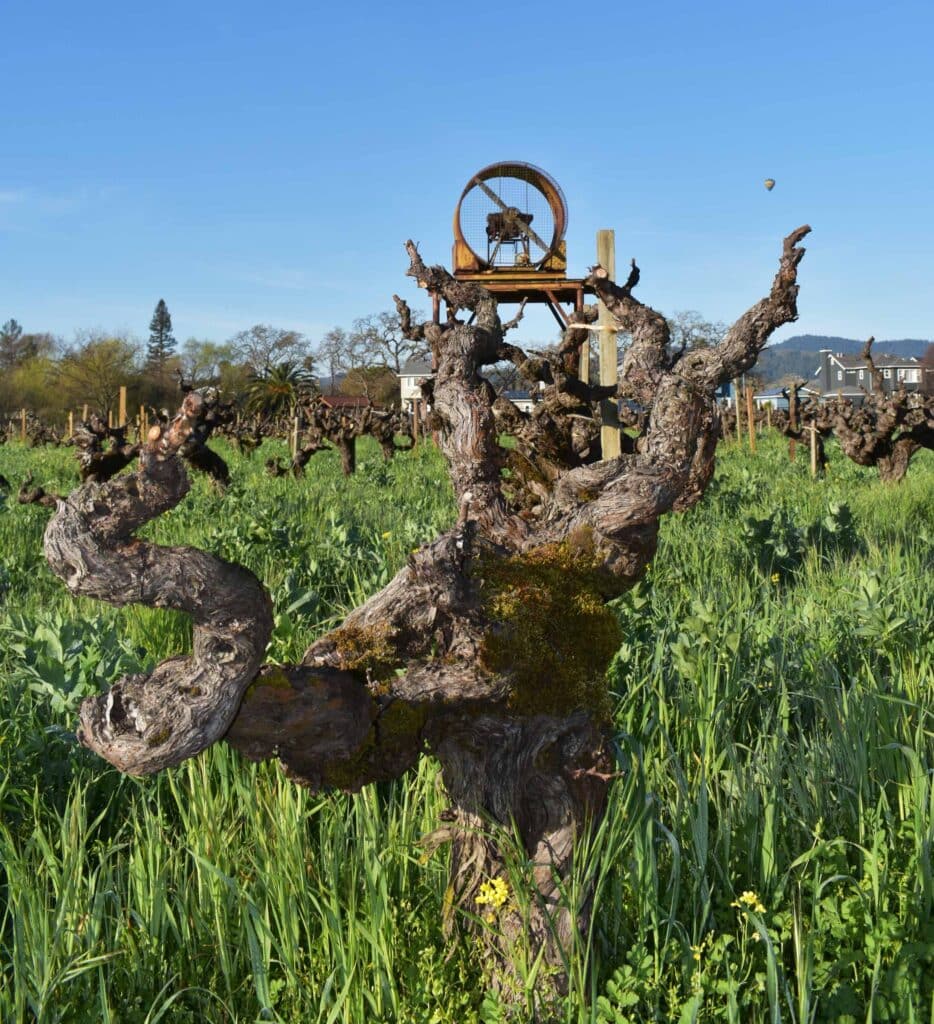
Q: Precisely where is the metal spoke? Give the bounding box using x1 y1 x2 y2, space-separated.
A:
473 178 551 254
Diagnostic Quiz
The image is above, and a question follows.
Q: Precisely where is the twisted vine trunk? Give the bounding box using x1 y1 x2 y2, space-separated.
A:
43 228 810 1016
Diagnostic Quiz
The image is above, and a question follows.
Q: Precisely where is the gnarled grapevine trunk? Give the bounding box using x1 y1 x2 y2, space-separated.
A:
819 340 933 483
44 227 810 1014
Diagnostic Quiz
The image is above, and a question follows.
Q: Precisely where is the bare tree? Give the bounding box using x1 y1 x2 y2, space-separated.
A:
43 227 809 1010
665 309 728 362
54 332 140 414
350 309 430 374
229 324 309 375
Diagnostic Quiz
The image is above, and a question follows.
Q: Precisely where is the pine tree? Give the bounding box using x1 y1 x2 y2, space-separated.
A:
0 318 25 370
146 300 176 373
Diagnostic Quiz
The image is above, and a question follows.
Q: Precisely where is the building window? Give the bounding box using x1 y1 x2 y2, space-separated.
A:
858 369 864 380
837 370 843 382
897 368 905 380
884 368 891 379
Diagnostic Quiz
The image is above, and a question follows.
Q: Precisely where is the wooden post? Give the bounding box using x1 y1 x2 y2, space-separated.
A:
108 409 114 429
597 229 620 459
733 381 742 443
68 410 74 438
82 403 89 423
291 415 300 457
118 386 127 427
788 392 797 462
766 404 772 431
579 335 590 389
809 425 818 478
745 386 756 453
412 399 420 445
20 408 26 440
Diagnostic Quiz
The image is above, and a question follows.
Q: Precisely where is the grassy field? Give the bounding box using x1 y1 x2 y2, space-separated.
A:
0 434 932 1023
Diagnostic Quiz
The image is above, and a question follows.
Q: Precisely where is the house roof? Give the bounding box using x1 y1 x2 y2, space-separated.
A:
320 394 372 409
502 390 532 401
825 352 919 369
399 358 433 377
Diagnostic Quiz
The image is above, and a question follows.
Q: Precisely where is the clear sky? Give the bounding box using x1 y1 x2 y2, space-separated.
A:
2 0 932 352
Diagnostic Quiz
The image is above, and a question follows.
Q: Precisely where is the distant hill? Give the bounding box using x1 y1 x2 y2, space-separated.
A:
770 335 929 357
753 335 931 385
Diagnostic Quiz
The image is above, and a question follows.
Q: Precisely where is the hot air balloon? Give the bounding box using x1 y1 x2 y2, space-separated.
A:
764 178 776 191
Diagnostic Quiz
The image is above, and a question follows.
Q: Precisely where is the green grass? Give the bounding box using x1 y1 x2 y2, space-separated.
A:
0 434 932 1022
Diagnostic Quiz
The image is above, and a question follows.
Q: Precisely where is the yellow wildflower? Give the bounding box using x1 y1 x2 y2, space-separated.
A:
475 876 510 911
731 890 766 914
381 531 392 540
771 573 780 583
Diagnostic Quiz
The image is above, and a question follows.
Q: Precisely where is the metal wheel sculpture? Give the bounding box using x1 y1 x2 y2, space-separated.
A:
453 162 568 271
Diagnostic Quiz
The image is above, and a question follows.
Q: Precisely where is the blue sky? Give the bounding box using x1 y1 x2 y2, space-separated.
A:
2 0 932 351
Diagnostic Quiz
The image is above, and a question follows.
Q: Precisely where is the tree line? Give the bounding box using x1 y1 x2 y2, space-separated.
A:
0 302 430 421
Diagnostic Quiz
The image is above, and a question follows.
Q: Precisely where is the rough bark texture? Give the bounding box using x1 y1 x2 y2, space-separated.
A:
44 228 810 1014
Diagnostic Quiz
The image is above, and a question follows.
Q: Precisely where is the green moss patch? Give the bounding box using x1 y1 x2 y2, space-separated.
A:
476 532 620 720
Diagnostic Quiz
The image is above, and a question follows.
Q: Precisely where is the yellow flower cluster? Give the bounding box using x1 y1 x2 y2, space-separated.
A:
731 890 766 914
475 877 510 911
771 573 781 583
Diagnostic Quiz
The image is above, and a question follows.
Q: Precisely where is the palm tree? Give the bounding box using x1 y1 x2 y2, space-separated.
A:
244 361 317 421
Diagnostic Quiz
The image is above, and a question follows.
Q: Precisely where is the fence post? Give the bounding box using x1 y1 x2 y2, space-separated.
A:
597 229 620 459
733 381 742 442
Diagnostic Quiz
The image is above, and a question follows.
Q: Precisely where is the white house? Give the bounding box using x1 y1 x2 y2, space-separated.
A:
398 357 433 411
813 349 924 403
501 389 536 413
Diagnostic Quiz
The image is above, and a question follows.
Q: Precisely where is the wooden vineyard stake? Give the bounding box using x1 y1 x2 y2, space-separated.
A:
766 404 772 430
788 385 797 461
597 230 620 459
68 411 74 438
746 385 756 453
20 408 26 440
119 386 127 427
733 381 742 442
810 424 818 478
82 403 89 422
291 415 300 458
